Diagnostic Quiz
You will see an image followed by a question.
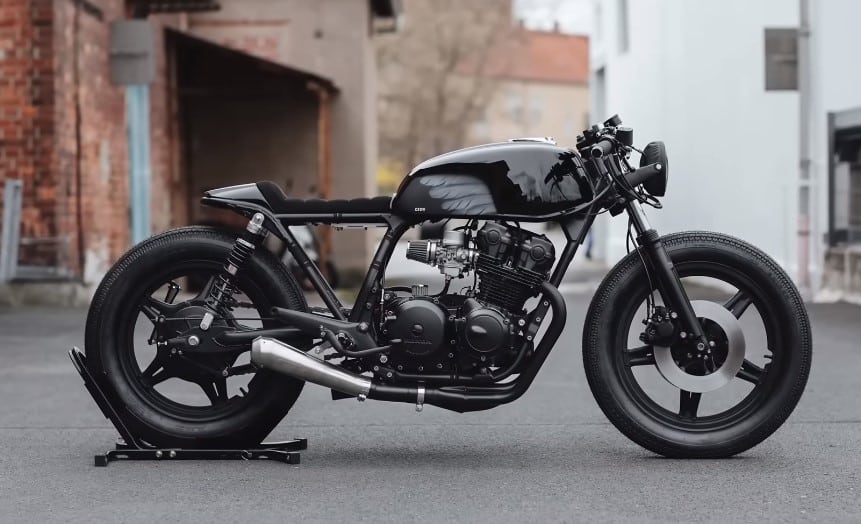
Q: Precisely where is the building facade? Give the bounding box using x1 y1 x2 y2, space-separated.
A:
466 28 589 149
0 0 397 300
590 0 861 299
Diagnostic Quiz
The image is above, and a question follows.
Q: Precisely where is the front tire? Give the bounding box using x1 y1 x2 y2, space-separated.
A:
85 226 308 449
583 231 811 458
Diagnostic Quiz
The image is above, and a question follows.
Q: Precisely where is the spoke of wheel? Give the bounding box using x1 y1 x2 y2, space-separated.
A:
723 290 753 319
214 377 228 403
736 359 765 385
199 378 229 406
679 390 701 419
624 345 655 367
141 358 171 387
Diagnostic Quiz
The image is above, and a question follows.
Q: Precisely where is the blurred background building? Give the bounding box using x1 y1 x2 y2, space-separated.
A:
464 27 589 151
590 0 861 300
0 0 397 299
4 0 861 303
376 0 589 194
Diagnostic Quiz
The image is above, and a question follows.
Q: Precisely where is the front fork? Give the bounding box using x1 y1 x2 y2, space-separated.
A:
626 202 710 349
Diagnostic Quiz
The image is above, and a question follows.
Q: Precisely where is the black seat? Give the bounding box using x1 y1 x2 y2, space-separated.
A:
256 181 392 215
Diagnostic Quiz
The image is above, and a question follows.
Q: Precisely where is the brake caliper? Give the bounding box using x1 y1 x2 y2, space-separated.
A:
639 306 676 346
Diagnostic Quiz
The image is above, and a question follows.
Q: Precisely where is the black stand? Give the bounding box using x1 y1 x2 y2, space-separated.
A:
69 348 306 467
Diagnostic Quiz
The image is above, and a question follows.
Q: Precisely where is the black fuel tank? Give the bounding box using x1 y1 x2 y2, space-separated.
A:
391 141 595 220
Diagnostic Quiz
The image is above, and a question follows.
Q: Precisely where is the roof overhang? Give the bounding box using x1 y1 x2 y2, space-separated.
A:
834 107 861 131
169 29 338 94
130 0 220 17
371 0 401 18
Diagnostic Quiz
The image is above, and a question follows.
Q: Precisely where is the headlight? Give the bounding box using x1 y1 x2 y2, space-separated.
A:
640 141 668 197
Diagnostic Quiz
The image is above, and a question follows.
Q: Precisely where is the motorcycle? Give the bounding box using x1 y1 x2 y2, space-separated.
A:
84 115 811 458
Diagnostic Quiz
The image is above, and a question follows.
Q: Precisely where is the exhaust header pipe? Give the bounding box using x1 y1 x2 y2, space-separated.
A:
251 337 372 398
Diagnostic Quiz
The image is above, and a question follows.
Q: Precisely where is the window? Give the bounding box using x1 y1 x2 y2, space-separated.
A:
507 90 524 124
470 120 489 143
529 98 542 125
618 0 629 53
764 28 798 91
593 67 606 122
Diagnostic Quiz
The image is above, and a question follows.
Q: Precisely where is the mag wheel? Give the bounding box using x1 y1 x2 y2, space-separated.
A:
583 232 811 458
85 227 309 449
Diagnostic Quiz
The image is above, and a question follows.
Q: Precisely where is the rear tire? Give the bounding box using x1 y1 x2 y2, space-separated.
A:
85 226 308 449
583 231 811 458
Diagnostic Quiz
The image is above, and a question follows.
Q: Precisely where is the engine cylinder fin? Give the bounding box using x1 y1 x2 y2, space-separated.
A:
475 254 544 312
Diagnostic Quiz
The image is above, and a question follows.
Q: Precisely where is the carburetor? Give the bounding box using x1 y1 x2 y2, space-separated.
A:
406 230 478 278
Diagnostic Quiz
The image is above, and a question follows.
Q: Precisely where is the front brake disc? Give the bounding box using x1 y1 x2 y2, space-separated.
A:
652 300 746 393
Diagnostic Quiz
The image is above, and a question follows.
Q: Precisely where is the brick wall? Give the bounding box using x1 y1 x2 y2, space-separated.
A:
2 0 379 286
53 0 131 280
0 0 57 266
0 1 184 282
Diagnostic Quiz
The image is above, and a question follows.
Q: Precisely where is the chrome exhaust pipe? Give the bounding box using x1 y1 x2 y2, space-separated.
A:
251 337 372 398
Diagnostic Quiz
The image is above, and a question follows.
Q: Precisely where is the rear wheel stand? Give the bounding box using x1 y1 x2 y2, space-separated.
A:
69 348 306 467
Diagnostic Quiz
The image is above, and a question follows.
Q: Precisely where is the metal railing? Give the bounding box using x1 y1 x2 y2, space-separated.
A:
1 179 74 282
0 179 23 282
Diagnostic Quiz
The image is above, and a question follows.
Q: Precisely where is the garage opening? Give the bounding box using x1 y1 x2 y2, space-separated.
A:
170 31 337 230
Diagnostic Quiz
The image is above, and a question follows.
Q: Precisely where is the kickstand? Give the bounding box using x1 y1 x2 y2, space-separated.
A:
69 347 306 467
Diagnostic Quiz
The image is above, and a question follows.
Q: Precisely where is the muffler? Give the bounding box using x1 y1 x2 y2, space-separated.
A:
251 337 372 398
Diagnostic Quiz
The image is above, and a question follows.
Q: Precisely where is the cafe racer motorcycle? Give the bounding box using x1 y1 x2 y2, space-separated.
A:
85 116 811 458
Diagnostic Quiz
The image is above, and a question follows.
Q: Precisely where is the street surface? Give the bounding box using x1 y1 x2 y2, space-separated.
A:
0 292 859 523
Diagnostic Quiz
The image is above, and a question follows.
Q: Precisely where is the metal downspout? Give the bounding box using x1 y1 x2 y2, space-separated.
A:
127 84 152 245
798 0 813 297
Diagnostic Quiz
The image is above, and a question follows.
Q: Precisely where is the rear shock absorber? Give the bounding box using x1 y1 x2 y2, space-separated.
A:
199 213 267 331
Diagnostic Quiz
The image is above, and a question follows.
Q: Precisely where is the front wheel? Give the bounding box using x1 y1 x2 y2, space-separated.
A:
583 231 811 458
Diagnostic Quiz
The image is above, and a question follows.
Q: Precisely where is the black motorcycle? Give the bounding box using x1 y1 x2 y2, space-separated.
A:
85 116 811 458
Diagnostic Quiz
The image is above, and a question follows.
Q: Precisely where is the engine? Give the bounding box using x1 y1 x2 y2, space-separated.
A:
376 222 555 377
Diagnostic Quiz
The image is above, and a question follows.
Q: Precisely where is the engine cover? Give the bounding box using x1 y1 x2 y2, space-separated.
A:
460 298 512 359
385 296 447 358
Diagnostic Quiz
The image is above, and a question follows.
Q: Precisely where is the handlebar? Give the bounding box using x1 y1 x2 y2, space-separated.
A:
624 162 664 188
576 116 666 202
588 139 615 158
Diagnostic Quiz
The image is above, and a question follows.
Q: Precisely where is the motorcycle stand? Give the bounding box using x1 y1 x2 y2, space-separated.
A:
69 348 306 467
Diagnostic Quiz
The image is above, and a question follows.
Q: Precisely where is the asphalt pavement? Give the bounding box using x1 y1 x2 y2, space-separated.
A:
0 293 859 523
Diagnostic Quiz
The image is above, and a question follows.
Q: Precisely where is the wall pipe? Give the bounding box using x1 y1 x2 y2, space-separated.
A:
127 84 152 245
797 0 813 297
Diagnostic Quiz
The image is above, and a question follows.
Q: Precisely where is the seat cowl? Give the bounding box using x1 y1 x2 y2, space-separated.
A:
203 183 272 210
256 181 392 215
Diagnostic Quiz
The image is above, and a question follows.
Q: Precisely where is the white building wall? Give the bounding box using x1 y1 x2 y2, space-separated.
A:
592 0 861 294
808 0 861 293
591 0 799 279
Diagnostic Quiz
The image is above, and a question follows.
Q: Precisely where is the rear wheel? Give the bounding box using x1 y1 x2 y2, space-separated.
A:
583 231 811 458
85 226 309 449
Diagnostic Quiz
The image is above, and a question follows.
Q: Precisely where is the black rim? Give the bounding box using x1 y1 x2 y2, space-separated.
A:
614 260 785 432
115 259 275 422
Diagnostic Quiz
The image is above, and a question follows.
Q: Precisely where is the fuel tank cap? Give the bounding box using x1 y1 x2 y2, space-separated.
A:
508 137 557 145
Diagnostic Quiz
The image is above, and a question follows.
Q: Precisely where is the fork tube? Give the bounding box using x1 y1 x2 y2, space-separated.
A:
627 202 707 342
